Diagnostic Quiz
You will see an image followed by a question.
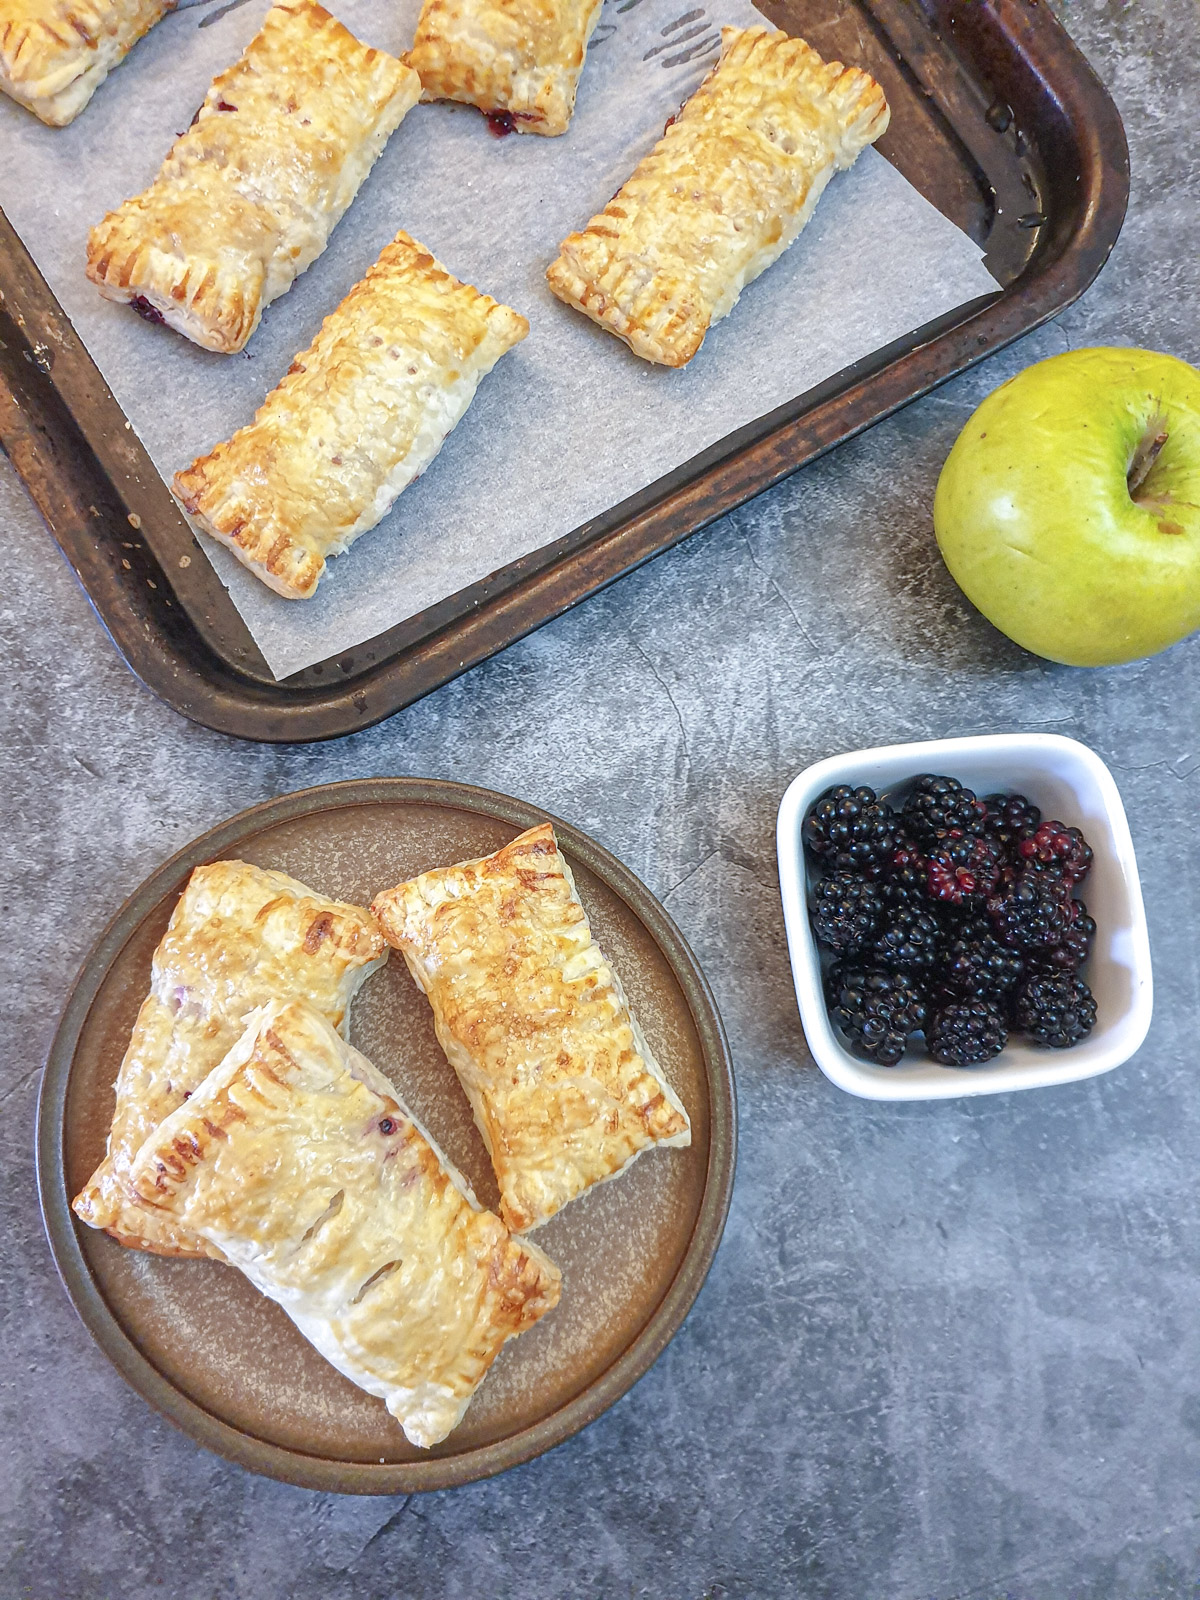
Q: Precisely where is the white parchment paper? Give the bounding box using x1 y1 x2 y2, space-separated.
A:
0 0 997 678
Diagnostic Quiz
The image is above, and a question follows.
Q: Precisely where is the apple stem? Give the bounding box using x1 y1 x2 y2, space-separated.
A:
1128 423 1169 501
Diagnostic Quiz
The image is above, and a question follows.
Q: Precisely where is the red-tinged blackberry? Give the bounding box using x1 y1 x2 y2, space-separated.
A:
1016 820 1093 884
827 964 926 1066
982 792 1042 856
810 872 882 953
1029 901 1096 973
927 998 1008 1065
986 870 1073 950
880 835 929 912
926 830 1003 907
939 932 1025 999
872 905 942 980
901 774 987 848
802 785 899 878
1014 973 1097 1048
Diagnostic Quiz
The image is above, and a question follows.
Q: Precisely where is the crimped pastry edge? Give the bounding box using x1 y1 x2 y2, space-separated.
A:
0 0 172 125
404 0 604 136
546 24 890 366
172 230 529 600
372 822 692 1233
83 0 420 351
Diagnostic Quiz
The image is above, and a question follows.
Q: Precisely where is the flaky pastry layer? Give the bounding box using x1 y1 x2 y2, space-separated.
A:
72 859 387 1257
85 0 420 352
546 25 890 366
0 0 169 124
173 229 529 600
128 999 561 1448
406 0 603 136
371 823 691 1234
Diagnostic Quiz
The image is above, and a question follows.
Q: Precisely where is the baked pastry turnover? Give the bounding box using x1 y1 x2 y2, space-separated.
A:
546 25 890 367
85 0 420 353
128 999 562 1448
72 859 388 1257
372 823 691 1234
0 0 170 125
406 0 603 137
173 230 529 600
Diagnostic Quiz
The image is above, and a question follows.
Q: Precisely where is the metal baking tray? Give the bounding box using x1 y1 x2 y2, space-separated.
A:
0 0 1128 743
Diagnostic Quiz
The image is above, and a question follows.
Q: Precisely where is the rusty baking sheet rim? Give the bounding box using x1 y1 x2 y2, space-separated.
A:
35 777 737 1494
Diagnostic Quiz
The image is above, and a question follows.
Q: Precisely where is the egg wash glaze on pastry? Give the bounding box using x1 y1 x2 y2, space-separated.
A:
406 0 604 137
372 822 691 1235
174 231 529 600
72 859 388 1258
0 0 171 125
85 0 421 353
546 25 890 367
128 999 562 1449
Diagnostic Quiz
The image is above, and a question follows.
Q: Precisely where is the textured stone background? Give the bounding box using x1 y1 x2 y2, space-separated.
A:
3 2 1199 1596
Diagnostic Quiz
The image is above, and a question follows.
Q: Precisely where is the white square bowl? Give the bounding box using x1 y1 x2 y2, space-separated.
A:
776 733 1153 1101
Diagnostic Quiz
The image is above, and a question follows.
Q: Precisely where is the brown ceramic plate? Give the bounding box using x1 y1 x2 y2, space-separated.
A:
36 779 736 1493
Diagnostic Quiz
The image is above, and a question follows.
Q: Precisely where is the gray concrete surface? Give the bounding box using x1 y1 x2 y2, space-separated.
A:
3 2 1199 1595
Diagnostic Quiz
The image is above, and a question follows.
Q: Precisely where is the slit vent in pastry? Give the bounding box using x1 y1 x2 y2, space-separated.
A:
406 0 603 137
0 0 170 125
127 998 562 1448
84 0 421 353
71 859 388 1258
546 25 890 367
172 229 529 600
371 823 691 1235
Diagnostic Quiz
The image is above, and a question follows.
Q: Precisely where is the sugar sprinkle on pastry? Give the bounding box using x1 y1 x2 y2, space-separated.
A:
371 822 691 1234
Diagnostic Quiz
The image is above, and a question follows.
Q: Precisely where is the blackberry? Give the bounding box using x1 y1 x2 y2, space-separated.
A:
901 774 987 848
813 771 1102 1067
927 998 1008 1066
802 785 899 878
986 870 1073 950
872 905 942 980
810 872 881 953
1014 973 1097 1048
1028 900 1095 974
827 964 926 1066
879 835 929 913
1015 820 1093 885
939 932 1025 999
983 792 1041 856
949 910 995 942
926 831 1003 907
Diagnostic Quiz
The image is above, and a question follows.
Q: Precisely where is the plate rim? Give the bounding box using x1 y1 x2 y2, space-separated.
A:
35 776 737 1493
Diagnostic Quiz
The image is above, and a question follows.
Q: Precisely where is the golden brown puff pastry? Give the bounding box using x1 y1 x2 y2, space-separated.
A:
371 823 691 1235
546 25 890 367
173 230 529 600
72 859 388 1258
406 0 603 137
0 0 169 125
84 0 420 353
128 998 562 1447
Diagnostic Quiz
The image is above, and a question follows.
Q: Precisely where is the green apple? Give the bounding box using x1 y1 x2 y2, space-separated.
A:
933 347 1200 666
